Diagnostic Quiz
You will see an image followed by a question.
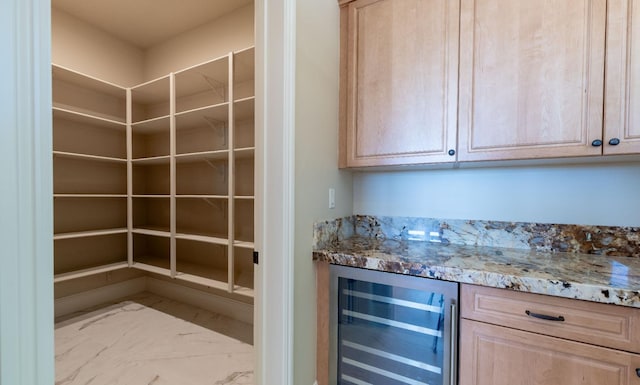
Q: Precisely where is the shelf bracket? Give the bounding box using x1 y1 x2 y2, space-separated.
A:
201 197 223 210
202 115 227 147
204 160 227 184
200 73 226 102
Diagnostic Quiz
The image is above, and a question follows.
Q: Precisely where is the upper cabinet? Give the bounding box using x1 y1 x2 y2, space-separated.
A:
604 0 640 155
338 0 640 167
458 0 606 161
339 0 459 167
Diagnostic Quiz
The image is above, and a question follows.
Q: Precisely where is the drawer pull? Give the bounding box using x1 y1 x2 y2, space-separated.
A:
525 310 565 322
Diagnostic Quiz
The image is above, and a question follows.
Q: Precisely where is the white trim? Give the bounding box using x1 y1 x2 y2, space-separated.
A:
254 0 296 383
254 0 265 378
0 0 54 383
282 0 297 381
146 277 253 324
54 277 147 318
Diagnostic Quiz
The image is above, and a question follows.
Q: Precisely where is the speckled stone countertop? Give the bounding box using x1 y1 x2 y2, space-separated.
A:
313 216 640 308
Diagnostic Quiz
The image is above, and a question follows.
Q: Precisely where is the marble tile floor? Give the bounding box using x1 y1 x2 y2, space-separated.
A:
55 292 253 385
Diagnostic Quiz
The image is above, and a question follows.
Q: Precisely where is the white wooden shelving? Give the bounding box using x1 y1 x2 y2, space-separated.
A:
52 65 127 123
53 228 129 241
52 47 255 298
53 262 130 284
53 65 129 283
53 151 127 164
55 194 128 198
54 233 128 281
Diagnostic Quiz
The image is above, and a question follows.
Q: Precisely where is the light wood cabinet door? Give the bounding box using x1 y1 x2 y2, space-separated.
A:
605 0 640 154
458 0 607 161
461 284 640 353
459 319 640 385
341 0 459 167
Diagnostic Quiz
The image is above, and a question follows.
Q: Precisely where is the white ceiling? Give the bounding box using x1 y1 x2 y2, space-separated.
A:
52 0 253 49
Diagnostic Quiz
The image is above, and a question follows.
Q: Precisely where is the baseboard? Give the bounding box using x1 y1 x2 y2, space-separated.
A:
55 276 253 324
146 277 253 325
54 276 147 318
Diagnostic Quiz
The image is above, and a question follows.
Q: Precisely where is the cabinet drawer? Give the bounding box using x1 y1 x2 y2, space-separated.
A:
461 284 640 353
459 319 640 385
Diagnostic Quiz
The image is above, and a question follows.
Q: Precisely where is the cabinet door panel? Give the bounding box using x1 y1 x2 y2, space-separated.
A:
345 0 459 167
605 0 640 154
459 319 640 385
458 0 606 161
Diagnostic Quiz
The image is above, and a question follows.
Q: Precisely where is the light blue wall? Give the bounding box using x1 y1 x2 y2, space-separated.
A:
0 0 54 384
294 0 353 384
353 162 640 227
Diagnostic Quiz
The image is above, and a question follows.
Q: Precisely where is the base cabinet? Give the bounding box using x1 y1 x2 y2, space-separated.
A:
459 319 640 385
459 284 640 385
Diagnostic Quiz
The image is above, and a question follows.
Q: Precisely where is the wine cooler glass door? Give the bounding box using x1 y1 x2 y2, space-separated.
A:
331 265 458 385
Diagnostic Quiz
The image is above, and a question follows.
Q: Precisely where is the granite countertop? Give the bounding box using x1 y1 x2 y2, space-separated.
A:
313 216 640 309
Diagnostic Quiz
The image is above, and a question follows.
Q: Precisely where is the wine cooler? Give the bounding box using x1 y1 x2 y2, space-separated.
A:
330 265 459 385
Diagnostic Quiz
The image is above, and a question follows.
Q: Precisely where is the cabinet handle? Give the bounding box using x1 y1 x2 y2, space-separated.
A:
525 310 565 322
591 139 603 147
450 303 458 385
636 368 640 378
448 149 456 156
609 138 621 146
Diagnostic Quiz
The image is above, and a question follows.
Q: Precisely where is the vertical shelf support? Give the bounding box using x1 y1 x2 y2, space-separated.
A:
170 73 177 277
126 88 133 267
228 52 236 293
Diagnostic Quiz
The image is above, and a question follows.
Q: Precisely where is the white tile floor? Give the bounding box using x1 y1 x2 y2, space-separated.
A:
55 293 253 385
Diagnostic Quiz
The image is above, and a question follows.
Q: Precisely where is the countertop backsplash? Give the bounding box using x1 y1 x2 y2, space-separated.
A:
314 215 640 258
313 215 640 308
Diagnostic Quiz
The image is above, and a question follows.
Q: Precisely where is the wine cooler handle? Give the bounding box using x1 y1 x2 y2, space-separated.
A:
450 302 458 385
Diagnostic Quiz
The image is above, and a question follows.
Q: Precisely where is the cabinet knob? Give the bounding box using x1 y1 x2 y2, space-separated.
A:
636 368 640 378
591 139 603 147
448 149 456 156
608 138 621 146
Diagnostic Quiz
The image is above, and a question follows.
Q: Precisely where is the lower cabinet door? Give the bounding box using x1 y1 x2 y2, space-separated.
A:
459 319 640 385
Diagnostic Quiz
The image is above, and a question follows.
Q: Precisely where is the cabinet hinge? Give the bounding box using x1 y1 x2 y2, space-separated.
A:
253 251 259 264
